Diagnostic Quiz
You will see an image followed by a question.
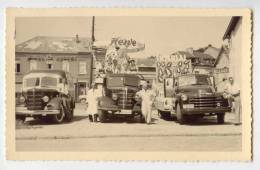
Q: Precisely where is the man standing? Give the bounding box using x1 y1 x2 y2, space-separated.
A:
224 77 241 125
86 83 99 122
136 81 155 124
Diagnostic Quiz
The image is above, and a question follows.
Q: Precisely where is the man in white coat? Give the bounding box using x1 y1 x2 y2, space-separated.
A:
136 81 155 124
86 83 99 122
224 77 241 125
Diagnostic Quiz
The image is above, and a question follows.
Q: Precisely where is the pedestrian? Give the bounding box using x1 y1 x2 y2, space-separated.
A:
224 77 241 125
86 83 99 122
136 81 155 124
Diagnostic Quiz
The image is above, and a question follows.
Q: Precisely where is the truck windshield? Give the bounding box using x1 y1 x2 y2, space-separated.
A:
107 77 124 87
25 78 40 87
41 77 57 87
178 75 211 86
107 76 139 87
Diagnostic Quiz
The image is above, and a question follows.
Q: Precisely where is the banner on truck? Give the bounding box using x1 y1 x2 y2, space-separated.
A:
156 53 192 83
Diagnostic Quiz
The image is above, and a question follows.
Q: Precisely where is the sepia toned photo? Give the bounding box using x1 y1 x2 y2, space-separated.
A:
5 8 252 160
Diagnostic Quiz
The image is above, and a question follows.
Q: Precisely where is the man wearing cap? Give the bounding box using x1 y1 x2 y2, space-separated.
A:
86 83 99 122
224 77 241 125
136 81 156 124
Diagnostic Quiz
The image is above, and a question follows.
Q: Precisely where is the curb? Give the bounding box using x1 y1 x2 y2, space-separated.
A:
16 132 242 140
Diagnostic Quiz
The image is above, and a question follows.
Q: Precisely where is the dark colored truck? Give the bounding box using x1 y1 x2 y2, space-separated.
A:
97 73 142 123
172 74 231 124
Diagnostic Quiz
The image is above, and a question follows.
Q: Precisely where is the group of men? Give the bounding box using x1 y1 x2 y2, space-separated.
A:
58 76 241 125
83 81 155 124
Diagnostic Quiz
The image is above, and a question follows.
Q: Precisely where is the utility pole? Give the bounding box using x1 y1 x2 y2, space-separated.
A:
91 16 95 42
90 16 95 86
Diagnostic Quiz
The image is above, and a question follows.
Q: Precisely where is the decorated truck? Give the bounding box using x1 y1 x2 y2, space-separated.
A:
162 73 231 124
96 73 143 122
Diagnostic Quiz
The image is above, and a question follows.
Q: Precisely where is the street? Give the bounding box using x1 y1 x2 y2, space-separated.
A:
16 103 242 152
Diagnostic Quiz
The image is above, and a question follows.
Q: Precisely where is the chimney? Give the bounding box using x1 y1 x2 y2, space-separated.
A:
76 34 80 43
186 47 193 54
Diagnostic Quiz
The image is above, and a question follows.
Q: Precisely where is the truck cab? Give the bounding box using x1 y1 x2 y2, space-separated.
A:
16 70 75 123
172 74 231 124
97 73 142 122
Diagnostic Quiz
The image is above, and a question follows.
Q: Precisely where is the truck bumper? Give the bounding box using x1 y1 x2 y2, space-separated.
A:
98 107 141 115
16 106 60 116
182 107 231 115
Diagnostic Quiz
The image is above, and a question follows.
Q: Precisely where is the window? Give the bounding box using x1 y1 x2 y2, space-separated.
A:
41 77 57 87
79 62 87 74
25 77 40 87
62 60 69 72
16 62 21 73
47 63 53 70
30 60 37 70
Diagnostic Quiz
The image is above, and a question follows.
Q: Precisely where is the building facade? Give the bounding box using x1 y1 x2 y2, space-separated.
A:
15 36 94 101
214 16 242 91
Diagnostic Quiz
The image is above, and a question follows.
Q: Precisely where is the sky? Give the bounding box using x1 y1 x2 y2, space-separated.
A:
15 16 231 57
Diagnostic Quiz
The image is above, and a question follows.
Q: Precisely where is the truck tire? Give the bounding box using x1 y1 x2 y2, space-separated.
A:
16 115 26 122
176 103 185 124
50 107 65 123
217 113 225 124
159 110 171 120
98 110 106 123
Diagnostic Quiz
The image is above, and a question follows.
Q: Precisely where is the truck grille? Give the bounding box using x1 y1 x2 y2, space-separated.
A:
26 89 44 110
189 96 229 108
111 89 135 109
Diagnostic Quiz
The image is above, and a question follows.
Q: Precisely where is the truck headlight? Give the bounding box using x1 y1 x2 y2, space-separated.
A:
134 94 140 101
42 96 49 103
19 96 25 103
222 92 229 99
112 93 118 100
181 94 188 101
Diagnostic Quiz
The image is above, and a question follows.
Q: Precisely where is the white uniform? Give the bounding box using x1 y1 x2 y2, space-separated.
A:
136 89 155 124
224 82 241 124
86 89 99 117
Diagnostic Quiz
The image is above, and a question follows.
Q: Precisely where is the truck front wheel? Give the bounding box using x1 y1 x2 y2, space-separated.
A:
176 103 185 124
98 110 107 123
217 113 225 124
50 107 65 123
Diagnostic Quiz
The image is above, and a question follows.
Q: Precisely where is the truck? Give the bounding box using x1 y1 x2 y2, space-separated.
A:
15 70 75 123
96 73 143 123
157 73 231 124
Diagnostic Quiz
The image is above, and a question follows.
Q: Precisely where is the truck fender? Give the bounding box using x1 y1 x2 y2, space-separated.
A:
97 96 117 108
46 97 62 110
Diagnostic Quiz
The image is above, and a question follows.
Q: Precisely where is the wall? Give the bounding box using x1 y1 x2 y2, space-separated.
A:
214 51 229 92
229 18 242 89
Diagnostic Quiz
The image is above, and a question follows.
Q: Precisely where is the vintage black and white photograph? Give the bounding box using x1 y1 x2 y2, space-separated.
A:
6 8 252 160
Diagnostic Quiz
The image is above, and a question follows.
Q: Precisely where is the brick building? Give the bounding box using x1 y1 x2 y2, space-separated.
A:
15 35 96 101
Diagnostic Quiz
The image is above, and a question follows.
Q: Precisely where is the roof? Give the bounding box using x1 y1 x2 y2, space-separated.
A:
176 73 209 78
106 73 139 78
16 36 92 54
25 70 66 78
223 17 241 40
136 57 156 67
173 51 214 60
202 46 220 59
